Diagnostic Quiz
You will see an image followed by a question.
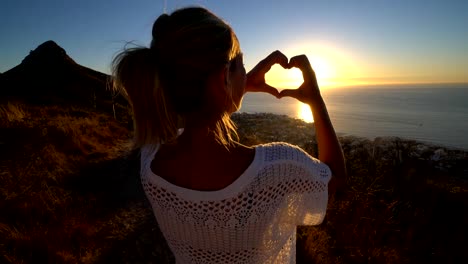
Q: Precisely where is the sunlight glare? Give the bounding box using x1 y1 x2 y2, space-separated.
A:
297 102 313 123
308 55 334 85
284 42 360 88
265 65 303 89
286 67 304 88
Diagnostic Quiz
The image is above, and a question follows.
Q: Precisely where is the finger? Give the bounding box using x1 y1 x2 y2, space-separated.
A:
263 85 280 97
260 50 288 72
288 55 303 68
269 50 289 69
278 89 298 99
289 55 315 83
288 55 312 70
245 83 280 97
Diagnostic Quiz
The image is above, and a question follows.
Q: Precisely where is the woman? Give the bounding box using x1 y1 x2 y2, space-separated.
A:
113 7 346 264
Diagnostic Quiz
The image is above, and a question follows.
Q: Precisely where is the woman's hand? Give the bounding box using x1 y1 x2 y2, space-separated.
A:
280 54 347 192
278 55 321 105
245 50 289 97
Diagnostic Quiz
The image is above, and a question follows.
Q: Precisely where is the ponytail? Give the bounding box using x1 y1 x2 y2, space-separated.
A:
113 7 243 149
112 46 178 148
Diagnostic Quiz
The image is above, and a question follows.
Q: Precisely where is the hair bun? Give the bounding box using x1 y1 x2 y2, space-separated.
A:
152 14 171 40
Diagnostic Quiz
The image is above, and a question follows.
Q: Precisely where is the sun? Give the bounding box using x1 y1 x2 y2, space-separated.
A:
285 42 359 88
285 67 304 88
308 55 335 86
263 42 359 89
265 65 303 89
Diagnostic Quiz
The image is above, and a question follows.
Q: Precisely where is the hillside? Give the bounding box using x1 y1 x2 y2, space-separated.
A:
0 41 467 263
1 101 467 263
0 41 126 114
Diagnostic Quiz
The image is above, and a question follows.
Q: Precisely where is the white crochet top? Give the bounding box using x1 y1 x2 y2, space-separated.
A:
141 142 331 264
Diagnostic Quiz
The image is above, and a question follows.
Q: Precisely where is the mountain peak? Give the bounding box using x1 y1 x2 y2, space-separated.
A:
37 40 65 53
22 40 74 66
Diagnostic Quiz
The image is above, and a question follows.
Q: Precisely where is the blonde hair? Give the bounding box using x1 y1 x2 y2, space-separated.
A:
112 7 240 148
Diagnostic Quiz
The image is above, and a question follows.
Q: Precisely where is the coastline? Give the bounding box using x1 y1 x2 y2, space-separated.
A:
233 112 468 154
241 84 468 151
233 113 468 188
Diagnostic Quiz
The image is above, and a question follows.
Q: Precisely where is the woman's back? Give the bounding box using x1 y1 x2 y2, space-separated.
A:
151 139 255 191
141 143 331 264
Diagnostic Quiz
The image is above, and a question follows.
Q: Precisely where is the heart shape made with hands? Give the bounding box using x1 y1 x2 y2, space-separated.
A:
265 64 304 92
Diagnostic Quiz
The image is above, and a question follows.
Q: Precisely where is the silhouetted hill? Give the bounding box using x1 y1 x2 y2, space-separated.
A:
0 41 124 112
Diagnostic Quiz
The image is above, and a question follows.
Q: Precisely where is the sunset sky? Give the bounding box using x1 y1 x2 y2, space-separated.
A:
1 0 467 88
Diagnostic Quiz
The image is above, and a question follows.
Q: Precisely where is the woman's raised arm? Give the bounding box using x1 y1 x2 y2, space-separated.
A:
279 55 347 192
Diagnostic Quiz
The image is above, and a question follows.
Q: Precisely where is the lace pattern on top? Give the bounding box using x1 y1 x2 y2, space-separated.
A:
141 142 331 264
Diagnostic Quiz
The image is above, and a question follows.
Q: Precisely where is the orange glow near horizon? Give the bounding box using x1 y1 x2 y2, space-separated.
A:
263 41 468 90
264 42 361 89
308 54 336 87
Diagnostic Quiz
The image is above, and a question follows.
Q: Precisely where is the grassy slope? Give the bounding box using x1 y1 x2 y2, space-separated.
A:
0 102 467 263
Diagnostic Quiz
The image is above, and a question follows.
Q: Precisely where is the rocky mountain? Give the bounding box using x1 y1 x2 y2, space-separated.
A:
0 41 125 111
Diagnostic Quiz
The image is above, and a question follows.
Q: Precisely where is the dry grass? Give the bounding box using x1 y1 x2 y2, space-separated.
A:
0 102 28 126
0 101 149 263
0 104 467 263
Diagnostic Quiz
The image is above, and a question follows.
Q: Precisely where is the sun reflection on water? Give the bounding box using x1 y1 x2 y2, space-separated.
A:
297 102 313 123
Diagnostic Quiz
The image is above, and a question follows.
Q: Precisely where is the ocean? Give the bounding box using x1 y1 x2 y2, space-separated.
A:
239 83 468 150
